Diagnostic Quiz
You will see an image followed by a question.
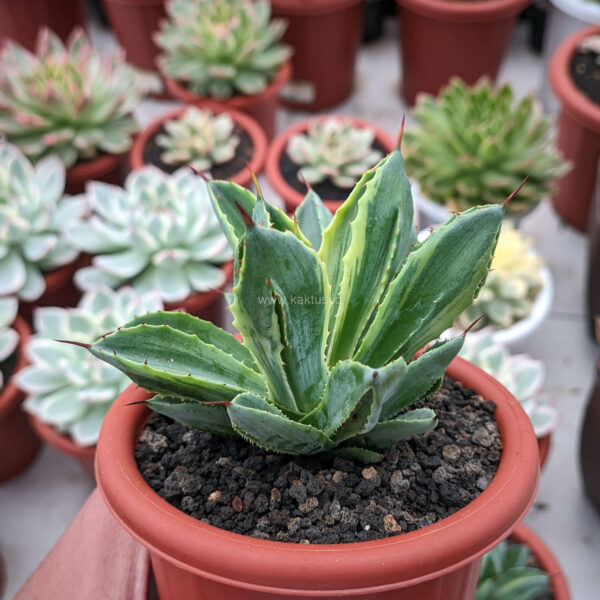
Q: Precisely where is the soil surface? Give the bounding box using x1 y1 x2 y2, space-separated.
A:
279 141 387 203
142 125 254 180
570 46 600 105
136 376 502 544
0 349 17 394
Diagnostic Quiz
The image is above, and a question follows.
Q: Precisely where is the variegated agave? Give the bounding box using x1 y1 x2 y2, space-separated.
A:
0 141 80 301
86 147 504 461
17 287 163 446
65 167 232 304
0 296 19 389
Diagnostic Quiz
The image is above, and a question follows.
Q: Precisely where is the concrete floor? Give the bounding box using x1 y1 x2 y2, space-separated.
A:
1 15 600 600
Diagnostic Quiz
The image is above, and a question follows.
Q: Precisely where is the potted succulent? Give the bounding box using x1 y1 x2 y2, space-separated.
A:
0 28 158 195
404 78 571 227
16 286 163 477
157 0 291 141
0 296 40 482
459 328 557 468
550 27 600 232
130 105 268 187
0 141 84 323
395 0 530 104
265 116 394 213
65 167 233 323
87 148 538 599
271 0 364 110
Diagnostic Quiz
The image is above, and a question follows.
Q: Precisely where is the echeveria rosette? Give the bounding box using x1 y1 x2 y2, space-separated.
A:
0 28 159 168
0 296 19 389
0 142 81 301
17 287 163 446
85 147 504 462
156 0 291 99
404 78 571 216
66 167 232 304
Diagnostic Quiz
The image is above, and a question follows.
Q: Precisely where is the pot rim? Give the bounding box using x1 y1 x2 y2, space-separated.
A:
0 315 31 421
66 151 128 187
96 357 539 595
129 105 267 188
28 413 96 460
550 25 600 134
395 0 530 23
271 0 364 16
265 115 395 213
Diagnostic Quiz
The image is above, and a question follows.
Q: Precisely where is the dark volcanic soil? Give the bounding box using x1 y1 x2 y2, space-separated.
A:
571 45 600 106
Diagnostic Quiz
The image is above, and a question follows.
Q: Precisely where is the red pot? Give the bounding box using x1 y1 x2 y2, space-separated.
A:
510 525 571 600
164 62 291 142
0 0 86 52
550 25 600 233
537 433 551 470
96 358 539 600
29 415 96 478
271 0 364 111
65 152 128 195
396 0 529 105
130 106 268 188
265 115 395 214
0 316 41 482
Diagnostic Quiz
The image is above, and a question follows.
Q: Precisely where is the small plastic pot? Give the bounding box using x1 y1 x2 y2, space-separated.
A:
65 152 128 195
0 316 41 482
130 106 267 188
165 63 291 142
265 115 395 214
550 25 600 232
271 0 364 111
96 357 539 600
396 0 530 105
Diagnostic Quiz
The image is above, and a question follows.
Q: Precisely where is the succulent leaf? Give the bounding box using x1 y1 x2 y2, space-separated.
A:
0 296 18 388
295 190 332 251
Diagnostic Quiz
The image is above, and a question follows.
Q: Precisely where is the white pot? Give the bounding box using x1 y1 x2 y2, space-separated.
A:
411 180 451 227
541 0 600 113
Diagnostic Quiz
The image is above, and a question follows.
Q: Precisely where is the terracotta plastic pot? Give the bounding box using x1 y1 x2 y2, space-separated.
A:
580 364 600 516
271 0 364 111
266 116 395 214
510 525 571 599
96 357 539 600
396 0 530 105
165 63 291 142
550 25 600 232
65 152 128 195
0 0 86 52
538 433 551 469
0 316 41 482
29 415 96 478
130 106 267 188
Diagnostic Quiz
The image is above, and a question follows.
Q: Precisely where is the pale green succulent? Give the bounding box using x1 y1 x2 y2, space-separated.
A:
157 107 241 172
156 0 291 99
458 223 544 330
0 141 81 301
17 287 163 446
0 28 158 169
85 147 504 462
477 541 550 600
0 296 19 389
460 329 556 437
65 167 232 304
404 78 570 216
287 119 384 189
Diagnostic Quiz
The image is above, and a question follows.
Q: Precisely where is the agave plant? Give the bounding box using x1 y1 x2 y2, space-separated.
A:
65 167 232 304
0 28 158 169
476 541 550 600
460 329 556 437
287 119 384 189
404 78 570 216
457 223 544 330
156 0 291 99
0 296 19 389
17 287 163 446
0 141 81 301
83 145 504 461
157 107 241 172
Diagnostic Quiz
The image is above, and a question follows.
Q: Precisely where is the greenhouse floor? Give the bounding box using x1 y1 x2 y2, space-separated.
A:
1 17 600 600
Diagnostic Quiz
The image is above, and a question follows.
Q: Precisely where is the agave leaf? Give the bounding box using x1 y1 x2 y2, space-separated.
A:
332 446 383 463
295 189 332 251
483 568 550 600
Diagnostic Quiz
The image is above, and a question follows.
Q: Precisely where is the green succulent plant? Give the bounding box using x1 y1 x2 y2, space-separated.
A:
0 296 19 389
287 119 384 189
84 146 504 461
65 167 232 304
17 287 163 446
0 141 80 301
476 540 550 600
157 107 241 172
0 28 158 169
156 0 291 100
404 78 570 216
